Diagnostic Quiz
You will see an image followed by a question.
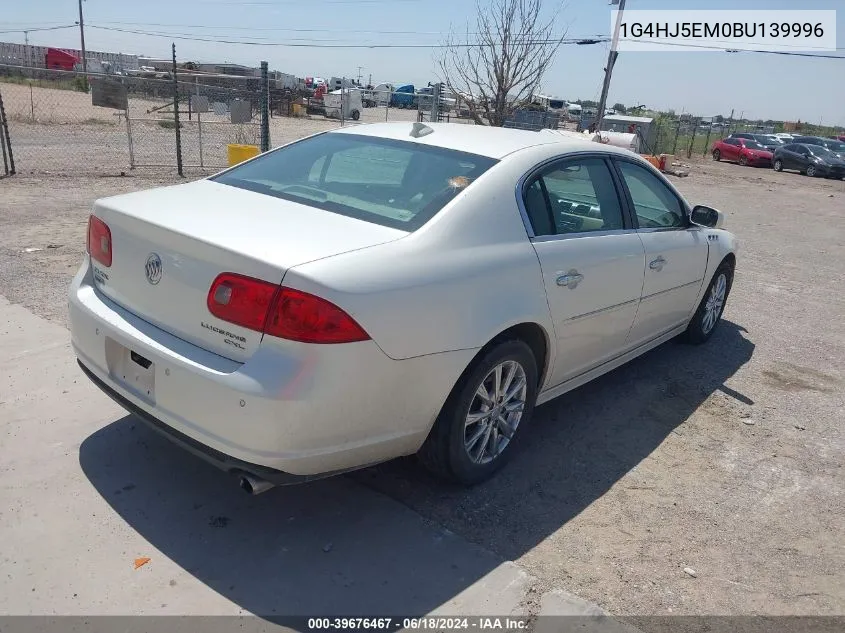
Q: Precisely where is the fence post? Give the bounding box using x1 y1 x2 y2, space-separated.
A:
672 117 681 154
687 120 698 159
260 61 270 152
0 86 15 175
125 107 135 169
725 109 735 138
702 123 713 158
172 43 183 177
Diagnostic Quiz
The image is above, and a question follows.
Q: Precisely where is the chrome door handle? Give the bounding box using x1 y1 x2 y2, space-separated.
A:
556 271 584 289
649 256 666 271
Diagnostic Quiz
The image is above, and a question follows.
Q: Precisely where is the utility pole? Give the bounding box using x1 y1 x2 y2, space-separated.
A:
77 0 88 81
357 66 363 84
595 0 626 134
23 31 31 68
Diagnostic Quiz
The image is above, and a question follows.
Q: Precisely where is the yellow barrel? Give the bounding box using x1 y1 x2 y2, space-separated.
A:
227 144 260 166
292 103 304 117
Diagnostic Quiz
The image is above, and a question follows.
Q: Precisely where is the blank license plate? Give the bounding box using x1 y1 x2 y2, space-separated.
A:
105 338 156 403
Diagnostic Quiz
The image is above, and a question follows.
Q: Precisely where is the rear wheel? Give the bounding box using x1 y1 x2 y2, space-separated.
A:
773 159 783 172
806 165 817 177
351 109 360 121
418 340 538 485
683 262 733 345
712 149 721 161
739 155 748 166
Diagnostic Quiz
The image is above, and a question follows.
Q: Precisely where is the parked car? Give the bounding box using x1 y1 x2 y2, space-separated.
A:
69 123 737 492
772 143 845 178
712 137 773 166
790 136 845 160
727 132 783 151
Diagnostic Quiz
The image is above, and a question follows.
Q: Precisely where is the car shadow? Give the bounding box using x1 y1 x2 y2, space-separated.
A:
351 320 755 561
79 319 753 619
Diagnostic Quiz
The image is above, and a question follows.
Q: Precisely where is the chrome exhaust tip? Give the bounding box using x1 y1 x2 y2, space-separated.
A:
239 473 275 495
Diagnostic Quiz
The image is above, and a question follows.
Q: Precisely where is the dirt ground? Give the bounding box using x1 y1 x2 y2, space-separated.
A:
0 148 843 618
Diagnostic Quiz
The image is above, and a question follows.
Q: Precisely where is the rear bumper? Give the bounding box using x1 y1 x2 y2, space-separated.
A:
69 258 473 476
77 359 333 484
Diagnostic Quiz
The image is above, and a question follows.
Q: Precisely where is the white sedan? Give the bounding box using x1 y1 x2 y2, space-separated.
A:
69 122 737 492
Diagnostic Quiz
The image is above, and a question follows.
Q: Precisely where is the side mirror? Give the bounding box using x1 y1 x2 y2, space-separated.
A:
690 205 724 229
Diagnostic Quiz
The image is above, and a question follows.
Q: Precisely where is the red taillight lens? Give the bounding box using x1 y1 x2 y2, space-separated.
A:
207 273 279 332
206 274 369 344
265 287 370 344
87 215 112 267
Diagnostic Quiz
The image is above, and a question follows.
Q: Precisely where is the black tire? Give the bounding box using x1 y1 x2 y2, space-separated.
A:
806 165 817 177
418 339 539 485
683 261 734 345
739 155 748 166
712 149 721 161
351 109 360 121
773 159 783 172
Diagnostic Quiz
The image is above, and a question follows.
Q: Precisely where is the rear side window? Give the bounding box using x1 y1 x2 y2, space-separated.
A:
523 158 625 237
213 133 497 231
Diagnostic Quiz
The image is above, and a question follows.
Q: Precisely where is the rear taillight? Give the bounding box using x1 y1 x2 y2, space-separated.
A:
207 273 278 332
265 287 370 344
87 215 112 267
207 273 369 344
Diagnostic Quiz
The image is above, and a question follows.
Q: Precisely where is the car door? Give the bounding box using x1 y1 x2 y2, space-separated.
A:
722 138 739 161
521 155 645 387
613 158 709 346
780 144 799 169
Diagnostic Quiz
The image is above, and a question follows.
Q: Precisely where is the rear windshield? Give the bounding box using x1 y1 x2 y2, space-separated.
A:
212 133 498 231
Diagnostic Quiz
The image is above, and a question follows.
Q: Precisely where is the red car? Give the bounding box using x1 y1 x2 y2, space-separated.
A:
711 137 773 167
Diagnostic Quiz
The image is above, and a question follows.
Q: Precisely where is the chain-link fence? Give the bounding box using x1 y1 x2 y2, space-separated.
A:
645 114 842 159
0 64 479 177
6 58 837 175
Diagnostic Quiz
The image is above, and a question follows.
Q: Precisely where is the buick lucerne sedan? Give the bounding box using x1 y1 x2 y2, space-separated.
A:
70 122 737 492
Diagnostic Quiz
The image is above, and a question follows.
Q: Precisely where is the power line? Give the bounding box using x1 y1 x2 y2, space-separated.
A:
0 25 78 34
88 20 455 35
619 38 845 58
86 24 602 48
198 0 422 3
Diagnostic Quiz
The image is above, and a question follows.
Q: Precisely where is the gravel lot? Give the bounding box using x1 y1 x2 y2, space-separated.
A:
0 147 843 617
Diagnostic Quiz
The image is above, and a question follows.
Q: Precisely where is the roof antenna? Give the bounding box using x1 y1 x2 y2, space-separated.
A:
410 122 434 138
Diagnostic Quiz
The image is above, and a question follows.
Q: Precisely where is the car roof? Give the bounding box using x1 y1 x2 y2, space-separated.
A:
327 122 616 160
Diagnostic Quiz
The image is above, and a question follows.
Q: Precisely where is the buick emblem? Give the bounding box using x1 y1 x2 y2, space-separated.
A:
145 253 162 285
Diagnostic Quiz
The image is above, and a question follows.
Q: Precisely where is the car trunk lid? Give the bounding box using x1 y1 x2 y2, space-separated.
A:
90 179 406 362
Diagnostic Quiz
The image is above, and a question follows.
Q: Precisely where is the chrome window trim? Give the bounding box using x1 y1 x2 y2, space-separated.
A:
514 150 634 242
531 228 639 243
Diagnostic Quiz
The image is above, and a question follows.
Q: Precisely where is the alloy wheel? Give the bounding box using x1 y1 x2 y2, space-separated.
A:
702 273 727 335
464 360 527 464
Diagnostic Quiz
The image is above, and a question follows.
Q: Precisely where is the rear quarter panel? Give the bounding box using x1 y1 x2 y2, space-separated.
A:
282 148 560 362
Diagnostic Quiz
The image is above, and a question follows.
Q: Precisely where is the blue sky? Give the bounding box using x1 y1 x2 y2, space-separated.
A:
3 0 843 125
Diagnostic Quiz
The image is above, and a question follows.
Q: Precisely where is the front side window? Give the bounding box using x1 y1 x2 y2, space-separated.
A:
616 160 686 229
213 133 497 231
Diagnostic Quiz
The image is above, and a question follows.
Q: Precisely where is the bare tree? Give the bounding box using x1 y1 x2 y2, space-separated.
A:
438 0 565 127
